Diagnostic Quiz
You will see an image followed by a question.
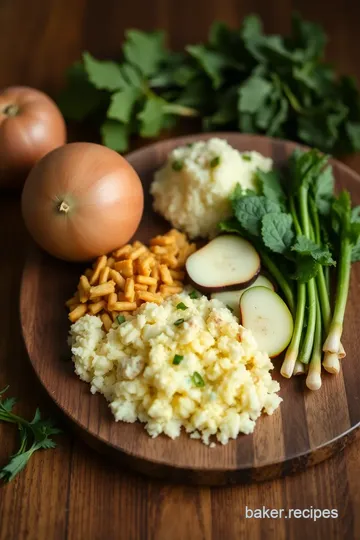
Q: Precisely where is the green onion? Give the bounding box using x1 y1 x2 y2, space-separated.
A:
174 318 185 326
116 315 126 324
172 160 184 171
226 305 234 313
189 290 199 299
210 156 220 168
241 154 251 161
173 354 184 365
176 302 188 311
191 372 205 387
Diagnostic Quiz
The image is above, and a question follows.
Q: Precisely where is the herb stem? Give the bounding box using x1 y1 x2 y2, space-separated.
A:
323 239 352 353
258 248 295 314
281 281 306 377
299 278 317 364
306 295 322 390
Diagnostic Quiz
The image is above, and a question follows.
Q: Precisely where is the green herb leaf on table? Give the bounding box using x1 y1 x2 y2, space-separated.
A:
123 30 166 77
83 52 127 91
138 95 167 138
238 75 273 114
100 120 129 151
107 87 141 123
59 13 360 155
0 387 61 483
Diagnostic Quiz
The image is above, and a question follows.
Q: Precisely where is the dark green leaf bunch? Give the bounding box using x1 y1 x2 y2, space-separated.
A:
0 387 61 482
58 13 360 154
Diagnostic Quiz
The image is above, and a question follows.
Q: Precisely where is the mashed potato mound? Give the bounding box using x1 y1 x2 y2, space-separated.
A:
150 138 273 239
70 292 282 446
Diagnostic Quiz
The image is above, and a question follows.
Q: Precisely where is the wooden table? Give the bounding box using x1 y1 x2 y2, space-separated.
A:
0 1 359 539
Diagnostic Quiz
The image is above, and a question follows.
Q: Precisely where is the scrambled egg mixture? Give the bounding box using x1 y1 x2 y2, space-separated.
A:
70 292 282 445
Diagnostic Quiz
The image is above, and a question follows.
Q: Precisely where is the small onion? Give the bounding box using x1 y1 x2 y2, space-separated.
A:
0 86 66 189
21 143 144 261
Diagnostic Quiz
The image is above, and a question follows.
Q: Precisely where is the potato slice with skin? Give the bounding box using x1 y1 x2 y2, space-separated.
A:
185 235 260 292
239 286 293 358
211 275 274 317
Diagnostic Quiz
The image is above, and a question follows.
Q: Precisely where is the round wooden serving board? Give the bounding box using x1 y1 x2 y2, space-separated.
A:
20 133 360 485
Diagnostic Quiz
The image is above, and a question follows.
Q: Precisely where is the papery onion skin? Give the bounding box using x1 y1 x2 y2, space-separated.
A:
0 86 67 189
21 142 144 261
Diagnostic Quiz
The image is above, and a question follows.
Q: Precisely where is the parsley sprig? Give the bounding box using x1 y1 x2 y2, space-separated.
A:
0 387 61 483
58 14 360 155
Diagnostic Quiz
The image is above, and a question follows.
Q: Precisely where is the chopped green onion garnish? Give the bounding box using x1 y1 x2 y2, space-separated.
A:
172 160 184 171
226 305 234 313
191 371 205 387
210 156 220 168
174 318 185 326
189 290 199 299
116 315 126 324
176 302 188 311
173 354 184 365
241 154 251 161
186 142 194 147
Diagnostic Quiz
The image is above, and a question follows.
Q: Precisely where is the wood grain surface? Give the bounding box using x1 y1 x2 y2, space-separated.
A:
20 133 360 485
1 0 360 539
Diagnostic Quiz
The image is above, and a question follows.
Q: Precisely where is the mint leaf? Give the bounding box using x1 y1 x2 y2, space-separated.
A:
123 30 166 77
138 95 166 137
292 256 319 283
261 213 294 254
83 52 125 91
100 120 129 151
107 88 141 123
186 45 228 89
238 76 272 114
291 235 335 266
256 169 286 206
233 196 282 237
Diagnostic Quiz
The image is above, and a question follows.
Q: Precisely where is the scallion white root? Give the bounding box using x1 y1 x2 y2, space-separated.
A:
322 352 341 374
293 360 305 376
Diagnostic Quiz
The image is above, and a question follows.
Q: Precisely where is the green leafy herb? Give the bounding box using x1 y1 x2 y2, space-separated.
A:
116 315 126 324
176 302 188 311
0 387 61 483
261 213 294 254
174 318 185 326
191 372 205 387
173 354 184 365
291 235 335 266
59 14 360 154
172 160 184 171
189 290 200 299
226 305 234 312
233 196 282 237
241 154 252 161
210 156 220 168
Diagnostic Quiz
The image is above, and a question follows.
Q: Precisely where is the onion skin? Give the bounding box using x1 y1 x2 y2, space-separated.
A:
0 86 66 189
21 143 144 261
